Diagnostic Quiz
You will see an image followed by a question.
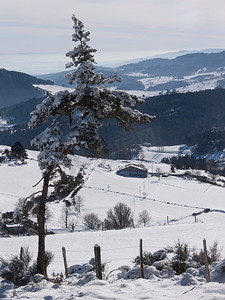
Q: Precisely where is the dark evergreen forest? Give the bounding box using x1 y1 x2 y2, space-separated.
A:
0 88 225 158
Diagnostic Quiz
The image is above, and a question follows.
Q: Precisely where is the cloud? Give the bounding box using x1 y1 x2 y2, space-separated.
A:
1 0 225 58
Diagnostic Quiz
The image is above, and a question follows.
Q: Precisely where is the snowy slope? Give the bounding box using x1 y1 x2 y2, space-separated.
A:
1 145 225 299
34 69 225 99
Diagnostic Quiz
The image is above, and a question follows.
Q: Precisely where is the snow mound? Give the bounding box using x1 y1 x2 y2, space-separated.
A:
211 260 225 283
179 273 199 286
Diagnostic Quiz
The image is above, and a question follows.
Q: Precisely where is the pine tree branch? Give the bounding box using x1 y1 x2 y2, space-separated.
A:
32 176 44 187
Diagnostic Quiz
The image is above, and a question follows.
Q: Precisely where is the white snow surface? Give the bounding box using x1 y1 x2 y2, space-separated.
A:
33 84 75 94
33 68 225 100
0 145 225 299
124 69 225 97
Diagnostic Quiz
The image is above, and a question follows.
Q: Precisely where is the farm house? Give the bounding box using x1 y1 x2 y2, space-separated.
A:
116 164 148 178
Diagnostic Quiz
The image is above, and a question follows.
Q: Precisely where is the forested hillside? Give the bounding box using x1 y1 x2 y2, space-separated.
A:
0 88 225 157
0 69 53 108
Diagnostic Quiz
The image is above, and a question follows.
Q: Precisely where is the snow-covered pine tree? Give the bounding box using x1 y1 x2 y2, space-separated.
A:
29 15 155 276
10 141 28 161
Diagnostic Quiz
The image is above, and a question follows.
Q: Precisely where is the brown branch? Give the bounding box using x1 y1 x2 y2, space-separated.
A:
24 191 42 201
32 176 44 187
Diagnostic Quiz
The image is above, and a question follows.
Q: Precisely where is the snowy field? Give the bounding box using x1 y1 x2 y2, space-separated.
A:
0 145 225 299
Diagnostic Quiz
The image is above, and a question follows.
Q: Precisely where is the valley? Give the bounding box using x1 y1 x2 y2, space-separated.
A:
0 145 225 298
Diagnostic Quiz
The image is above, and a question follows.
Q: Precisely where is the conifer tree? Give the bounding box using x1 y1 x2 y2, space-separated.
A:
10 141 28 161
29 15 155 276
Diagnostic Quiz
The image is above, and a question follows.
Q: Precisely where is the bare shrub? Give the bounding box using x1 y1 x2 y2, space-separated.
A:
61 204 71 228
74 195 84 212
83 213 101 230
69 218 79 232
104 202 133 230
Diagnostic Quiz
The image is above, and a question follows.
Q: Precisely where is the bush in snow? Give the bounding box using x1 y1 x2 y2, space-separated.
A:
133 251 154 266
83 213 101 230
0 247 35 286
0 247 54 286
192 241 222 267
104 202 133 230
165 239 190 261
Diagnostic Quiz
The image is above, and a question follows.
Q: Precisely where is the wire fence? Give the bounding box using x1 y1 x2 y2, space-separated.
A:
0 238 224 274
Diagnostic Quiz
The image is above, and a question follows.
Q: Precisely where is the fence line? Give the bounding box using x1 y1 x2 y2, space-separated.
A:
0 237 219 283
83 185 208 210
0 244 224 255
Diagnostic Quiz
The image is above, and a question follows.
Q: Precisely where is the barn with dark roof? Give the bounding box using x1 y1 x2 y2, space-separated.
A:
116 164 148 178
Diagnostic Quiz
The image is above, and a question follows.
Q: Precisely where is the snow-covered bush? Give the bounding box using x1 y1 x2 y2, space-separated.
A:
0 248 54 286
133 251 154 266
165 239 190 261
0 247 35 286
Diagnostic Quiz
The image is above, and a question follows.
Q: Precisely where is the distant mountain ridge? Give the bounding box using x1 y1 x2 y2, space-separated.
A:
0 69 53 108
36 50 225 95
119 51 225 76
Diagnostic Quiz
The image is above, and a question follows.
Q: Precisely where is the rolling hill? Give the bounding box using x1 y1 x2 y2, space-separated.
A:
0 69 53 108
0 88 225 158
37 50 225 96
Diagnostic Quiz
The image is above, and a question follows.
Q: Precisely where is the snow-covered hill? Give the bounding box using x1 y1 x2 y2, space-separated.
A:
35 68 225 99
1 145 225 299
36 51 225 98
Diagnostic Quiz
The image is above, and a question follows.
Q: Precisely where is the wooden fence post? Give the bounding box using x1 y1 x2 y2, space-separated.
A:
94 244 102 280
62 246 69 278
167 216 169 225
203 239 211 282
20 247 24 260
140 239 144 278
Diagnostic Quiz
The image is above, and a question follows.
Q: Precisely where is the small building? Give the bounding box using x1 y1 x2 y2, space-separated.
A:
0 224 24 236
116 164 148 178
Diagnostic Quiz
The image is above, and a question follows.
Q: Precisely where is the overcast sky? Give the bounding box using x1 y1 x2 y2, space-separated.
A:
1 0 225 72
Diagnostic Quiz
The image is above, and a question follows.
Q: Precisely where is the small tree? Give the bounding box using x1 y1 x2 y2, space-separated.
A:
74 195 84 212
83 212 101 229
10 141 28 161
61 204 70 228
104 202 133 230
29 15 155 276
138 209 151 226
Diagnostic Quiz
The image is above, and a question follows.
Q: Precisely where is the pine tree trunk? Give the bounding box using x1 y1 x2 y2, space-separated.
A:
37 171 51 277
36 147 72 277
